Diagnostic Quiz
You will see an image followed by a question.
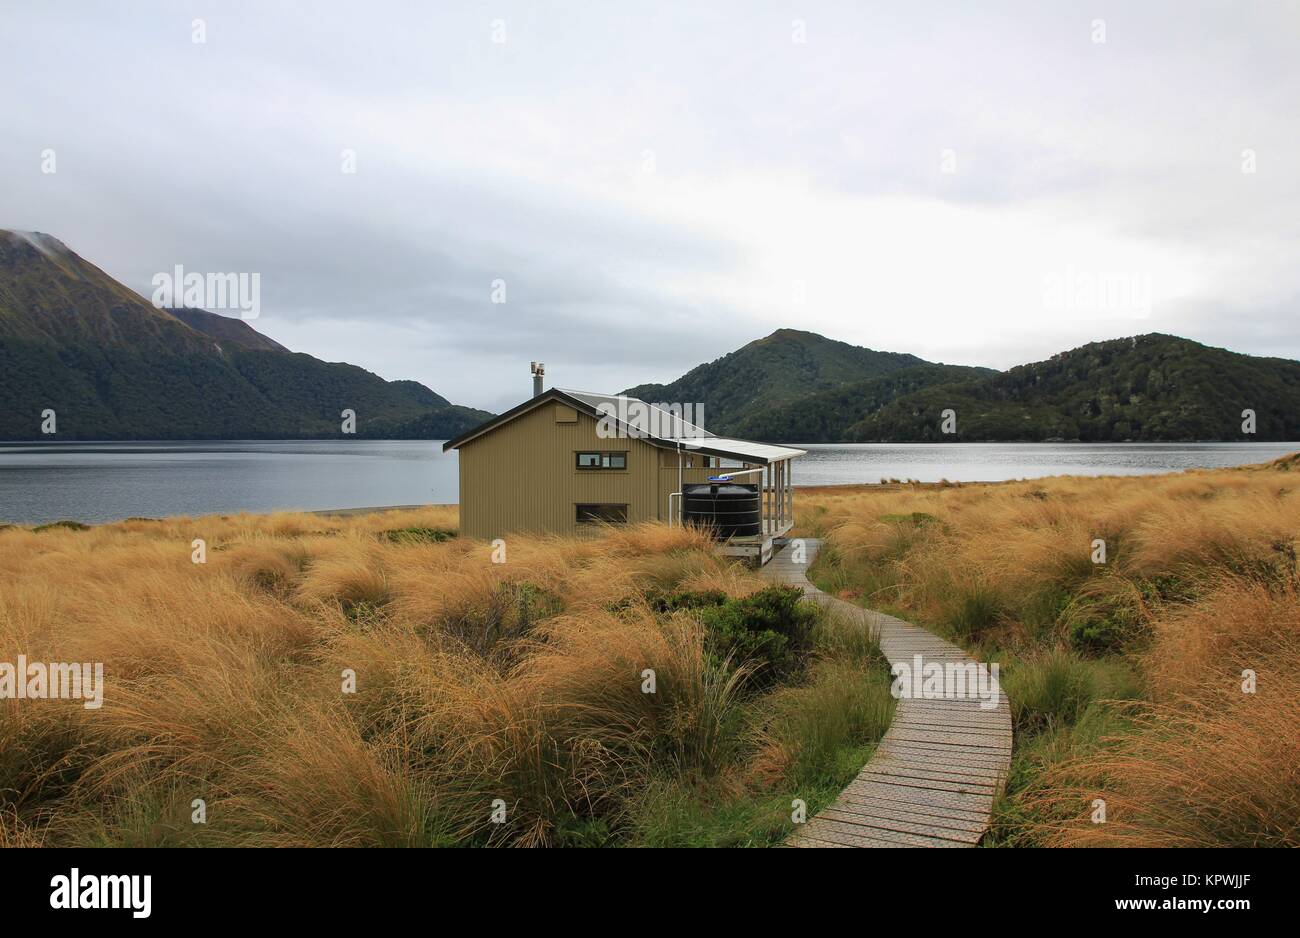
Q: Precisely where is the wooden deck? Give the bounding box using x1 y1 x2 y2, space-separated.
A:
762 538 1013 847
713 518 794 566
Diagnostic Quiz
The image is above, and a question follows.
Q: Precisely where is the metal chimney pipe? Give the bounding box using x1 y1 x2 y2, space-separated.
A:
531 361 545 397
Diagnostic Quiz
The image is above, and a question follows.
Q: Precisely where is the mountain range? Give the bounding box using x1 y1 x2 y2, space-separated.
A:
0 231 490 440
626 330 1300 442
3 230 1298 443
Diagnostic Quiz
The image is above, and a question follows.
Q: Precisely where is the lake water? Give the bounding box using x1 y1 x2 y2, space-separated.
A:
0 441 458 525
793 442 1300 485
0 440 1296 525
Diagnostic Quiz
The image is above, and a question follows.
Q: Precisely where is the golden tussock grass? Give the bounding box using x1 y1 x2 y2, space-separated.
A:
799 460 1300 847
3 506 820 847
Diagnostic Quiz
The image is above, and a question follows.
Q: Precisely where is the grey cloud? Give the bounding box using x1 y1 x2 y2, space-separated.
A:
3 0 1299 410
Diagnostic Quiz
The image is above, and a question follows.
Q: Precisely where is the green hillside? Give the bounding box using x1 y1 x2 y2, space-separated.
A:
850 334 1300 442
0 230 491 440
167 306 290 352
623 328 929 434
728 363 996 442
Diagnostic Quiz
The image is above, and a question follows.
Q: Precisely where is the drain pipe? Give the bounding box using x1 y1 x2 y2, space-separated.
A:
669 440 684 527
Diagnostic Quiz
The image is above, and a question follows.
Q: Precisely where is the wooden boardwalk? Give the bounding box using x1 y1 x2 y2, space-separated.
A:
763 539 1012 847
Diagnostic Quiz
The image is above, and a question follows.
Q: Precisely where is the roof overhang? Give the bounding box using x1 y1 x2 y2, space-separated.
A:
662 437 807 465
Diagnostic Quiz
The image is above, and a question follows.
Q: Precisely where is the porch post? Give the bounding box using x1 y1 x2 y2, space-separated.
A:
774 457 785 530
772 462 778 532
780 457 790 522
778 459 785 529
772 460 778 532
764 463 771 532
774 460 780 530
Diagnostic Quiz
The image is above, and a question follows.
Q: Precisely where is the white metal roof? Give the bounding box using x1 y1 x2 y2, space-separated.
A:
557 389 714 440
662 437 806 464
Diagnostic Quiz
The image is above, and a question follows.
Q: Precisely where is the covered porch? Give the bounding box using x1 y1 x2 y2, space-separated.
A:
665 437 805 566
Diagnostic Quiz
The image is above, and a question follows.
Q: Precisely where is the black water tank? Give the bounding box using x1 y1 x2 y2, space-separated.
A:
682 482 761 538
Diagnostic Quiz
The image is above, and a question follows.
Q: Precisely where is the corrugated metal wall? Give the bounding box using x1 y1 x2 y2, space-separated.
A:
457 401 718 539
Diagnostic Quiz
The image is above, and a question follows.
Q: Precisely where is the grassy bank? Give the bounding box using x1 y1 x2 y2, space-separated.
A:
800 458 1300 847
0 508 892 847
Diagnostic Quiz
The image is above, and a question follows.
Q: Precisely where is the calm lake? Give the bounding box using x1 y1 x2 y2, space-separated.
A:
1 440 1296 526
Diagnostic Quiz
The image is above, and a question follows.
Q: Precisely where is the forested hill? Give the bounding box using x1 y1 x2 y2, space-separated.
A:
625 330 1300 443
727 363 996 442
623 328 948 434
0 230 491 440
849 334 1300 442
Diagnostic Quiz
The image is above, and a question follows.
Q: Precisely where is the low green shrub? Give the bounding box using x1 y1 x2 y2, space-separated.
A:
642 585 819 683
695 585 818 683
1060 590 1145 654
645 588 727 613
32 520 89 533
382 527 456 544
1068 615 1128 653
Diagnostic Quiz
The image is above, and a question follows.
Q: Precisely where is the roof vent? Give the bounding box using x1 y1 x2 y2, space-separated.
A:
530 361 545 398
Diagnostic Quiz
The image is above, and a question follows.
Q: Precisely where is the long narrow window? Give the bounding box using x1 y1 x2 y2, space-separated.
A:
576 504 628 523
576 451 627 470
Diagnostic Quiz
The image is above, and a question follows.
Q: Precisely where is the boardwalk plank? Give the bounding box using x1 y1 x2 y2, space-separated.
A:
820 805 984 842
763 539 1012 848
872 758 1006 778
842 780 995 813
835 789 992 824
859 771 1000 795
824 799 990 835
878 749 1013 772
800 817 965 848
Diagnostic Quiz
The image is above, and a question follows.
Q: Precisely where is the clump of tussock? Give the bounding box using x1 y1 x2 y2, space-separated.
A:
295 536 392 612
802 462 1300 848
1019 692 1300 847
750 658 894 789
222 539 310 593
1002 646 1142 731
1 505 893 848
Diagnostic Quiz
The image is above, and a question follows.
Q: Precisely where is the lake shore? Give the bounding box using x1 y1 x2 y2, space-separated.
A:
5 440 1300 526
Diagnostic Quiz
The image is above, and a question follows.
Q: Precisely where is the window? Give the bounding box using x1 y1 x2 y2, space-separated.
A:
576 451 627 470
576 504 628 524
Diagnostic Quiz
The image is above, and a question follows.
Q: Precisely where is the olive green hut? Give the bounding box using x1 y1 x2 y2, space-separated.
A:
442 384 804 564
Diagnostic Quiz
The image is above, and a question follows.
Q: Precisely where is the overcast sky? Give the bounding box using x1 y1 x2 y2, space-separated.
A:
3 1 1298 412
